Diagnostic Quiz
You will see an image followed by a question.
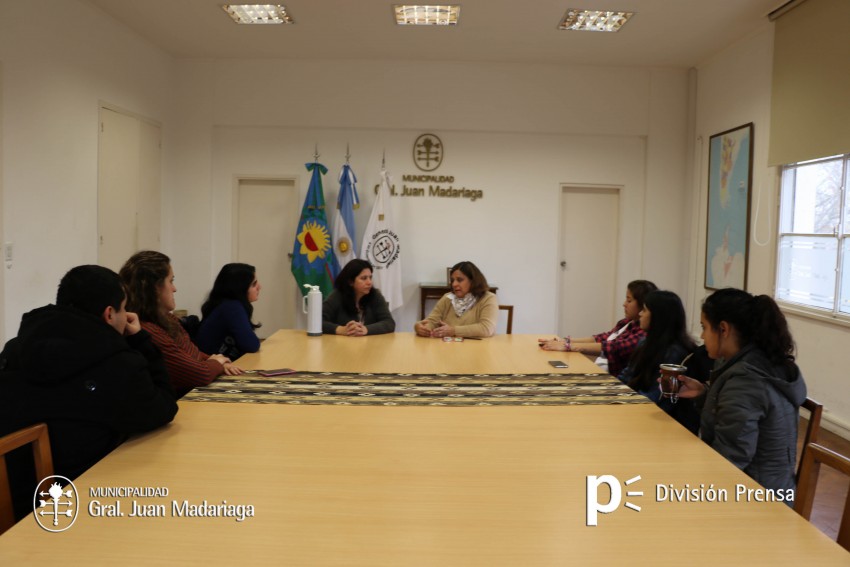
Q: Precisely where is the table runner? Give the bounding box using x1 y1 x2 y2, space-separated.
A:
183 372 651 406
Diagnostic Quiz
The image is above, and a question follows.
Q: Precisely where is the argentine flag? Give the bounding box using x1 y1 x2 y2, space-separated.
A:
331 164 360 269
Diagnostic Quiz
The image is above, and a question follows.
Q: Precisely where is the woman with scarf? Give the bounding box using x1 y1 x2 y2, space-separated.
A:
414 261 498 339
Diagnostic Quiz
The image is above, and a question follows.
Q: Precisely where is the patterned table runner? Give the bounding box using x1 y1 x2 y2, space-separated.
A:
183 372 650 406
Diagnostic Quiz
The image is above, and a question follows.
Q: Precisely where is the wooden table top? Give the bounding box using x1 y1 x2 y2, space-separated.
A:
236 330 602 375
1 331 846 564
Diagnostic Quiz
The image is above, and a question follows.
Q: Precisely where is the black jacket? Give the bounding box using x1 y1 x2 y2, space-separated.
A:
699 345 806 493
0 305 178 517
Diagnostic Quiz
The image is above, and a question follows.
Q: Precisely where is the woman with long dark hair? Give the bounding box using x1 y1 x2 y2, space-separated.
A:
618 290 695 402
678 288 806 497
323 259 395 336
196 263 262 359
120 251 241 398
539 279 657 377
414 261 498 339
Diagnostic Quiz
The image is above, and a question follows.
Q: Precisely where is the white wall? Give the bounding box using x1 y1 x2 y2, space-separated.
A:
210 127 648 333
691 24 850 435
169 59 690 333
0 0 175 341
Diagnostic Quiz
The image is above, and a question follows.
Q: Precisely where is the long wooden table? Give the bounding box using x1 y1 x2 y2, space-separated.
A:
1 332 846 564
237 329 604 375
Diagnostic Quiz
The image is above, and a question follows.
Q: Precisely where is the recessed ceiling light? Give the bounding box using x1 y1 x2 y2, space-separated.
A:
393 5 460 26
558 9 633 32
222 4 294 25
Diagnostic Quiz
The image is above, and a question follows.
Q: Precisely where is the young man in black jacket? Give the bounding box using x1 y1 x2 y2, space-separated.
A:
0 265 179 520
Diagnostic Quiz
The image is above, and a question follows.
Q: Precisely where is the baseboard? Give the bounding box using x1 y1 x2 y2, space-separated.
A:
801 407 850 441
821 413 850 441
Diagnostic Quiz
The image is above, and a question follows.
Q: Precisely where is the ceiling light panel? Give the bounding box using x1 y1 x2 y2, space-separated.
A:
559 9 633 32
394 5 460 26
222 4 294 25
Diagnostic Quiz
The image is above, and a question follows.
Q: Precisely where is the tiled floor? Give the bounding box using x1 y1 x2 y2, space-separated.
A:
797 417 850 543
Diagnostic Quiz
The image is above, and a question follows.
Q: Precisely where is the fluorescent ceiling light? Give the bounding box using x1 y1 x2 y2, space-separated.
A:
222 4 294 25
559 9 633 32
394 5 460 26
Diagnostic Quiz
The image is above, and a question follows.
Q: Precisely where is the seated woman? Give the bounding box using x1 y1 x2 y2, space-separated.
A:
120 251 242 398
196 263 262 360
678 288 807 498
414 261 498 339
617 290 695 403
539 280 657 377
323 259 395 336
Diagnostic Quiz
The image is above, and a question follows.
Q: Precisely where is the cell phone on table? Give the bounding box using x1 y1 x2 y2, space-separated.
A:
548 360 569 369
258 368 297 376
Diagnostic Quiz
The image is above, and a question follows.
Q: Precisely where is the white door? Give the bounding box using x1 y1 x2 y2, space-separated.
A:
558 186 620 337
236 178 299 337
97 107 161 271
136 120 161 251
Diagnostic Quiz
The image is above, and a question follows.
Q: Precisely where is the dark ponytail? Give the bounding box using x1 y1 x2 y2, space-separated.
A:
751 294 795 368
701 289 795 370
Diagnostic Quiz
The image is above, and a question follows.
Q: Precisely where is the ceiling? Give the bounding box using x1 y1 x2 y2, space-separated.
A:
86 0 786 68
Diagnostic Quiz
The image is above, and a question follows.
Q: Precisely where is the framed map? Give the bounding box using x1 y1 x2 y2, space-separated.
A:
705 123 753 290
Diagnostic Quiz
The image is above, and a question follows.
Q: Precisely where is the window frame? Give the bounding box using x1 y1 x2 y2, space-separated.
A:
774 153 850 324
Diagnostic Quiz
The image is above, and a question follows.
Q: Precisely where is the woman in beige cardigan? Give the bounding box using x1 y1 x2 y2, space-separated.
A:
414 261 498 339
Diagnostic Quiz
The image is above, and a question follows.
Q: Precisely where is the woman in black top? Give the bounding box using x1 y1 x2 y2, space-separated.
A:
322 259 395 336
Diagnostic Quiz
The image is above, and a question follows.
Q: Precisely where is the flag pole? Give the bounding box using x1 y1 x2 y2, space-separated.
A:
345 143 351 164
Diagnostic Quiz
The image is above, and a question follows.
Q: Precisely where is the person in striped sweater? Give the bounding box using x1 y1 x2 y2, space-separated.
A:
120 251 242 397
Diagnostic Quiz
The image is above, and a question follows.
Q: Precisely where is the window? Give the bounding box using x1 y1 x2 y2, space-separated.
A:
776 154 850 317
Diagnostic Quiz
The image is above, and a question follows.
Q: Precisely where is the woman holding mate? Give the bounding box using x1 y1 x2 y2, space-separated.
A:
677 288 806 496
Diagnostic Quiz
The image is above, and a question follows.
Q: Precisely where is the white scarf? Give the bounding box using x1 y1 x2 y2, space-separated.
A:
448 292 478 318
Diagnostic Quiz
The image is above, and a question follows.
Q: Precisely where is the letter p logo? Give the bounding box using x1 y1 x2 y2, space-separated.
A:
586 475 621 526
586 474 642 526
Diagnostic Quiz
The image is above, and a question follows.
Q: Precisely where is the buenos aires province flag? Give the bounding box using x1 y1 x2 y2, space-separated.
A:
291 162 339 296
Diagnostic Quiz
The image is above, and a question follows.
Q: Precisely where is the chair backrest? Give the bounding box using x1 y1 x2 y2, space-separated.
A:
794 442 850 551
0 423 53 535
498 305 514 335
797 397 824 485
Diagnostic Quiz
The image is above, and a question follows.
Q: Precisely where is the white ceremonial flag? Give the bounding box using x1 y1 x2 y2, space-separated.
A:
361 168 403 311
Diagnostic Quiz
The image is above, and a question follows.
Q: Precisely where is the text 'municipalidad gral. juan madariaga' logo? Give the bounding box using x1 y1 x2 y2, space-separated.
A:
586 474 643 526
33 475 79 532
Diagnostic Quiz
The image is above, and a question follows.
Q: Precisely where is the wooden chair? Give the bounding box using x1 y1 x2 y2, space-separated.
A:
797 397 823 485
0 423 54 535
794 442 850 551
498 305 514 335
